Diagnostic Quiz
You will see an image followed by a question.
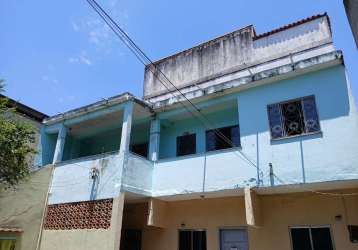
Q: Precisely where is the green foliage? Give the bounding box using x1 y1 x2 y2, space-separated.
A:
0 82 37 187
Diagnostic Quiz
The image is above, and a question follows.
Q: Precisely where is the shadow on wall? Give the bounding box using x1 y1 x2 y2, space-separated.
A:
239 65 350 137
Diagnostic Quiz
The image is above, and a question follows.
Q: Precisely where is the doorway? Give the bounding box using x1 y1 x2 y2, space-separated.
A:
120 229 142 250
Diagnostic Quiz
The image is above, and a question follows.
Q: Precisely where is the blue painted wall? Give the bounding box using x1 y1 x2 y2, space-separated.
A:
159 102 238 159
40 129 57 165
43 64 358 202
62 128 122 161
153 65 358 195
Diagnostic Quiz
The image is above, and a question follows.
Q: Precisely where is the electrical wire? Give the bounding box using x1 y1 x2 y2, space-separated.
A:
20 0 356 199
272 173 358 197
85 0 261 176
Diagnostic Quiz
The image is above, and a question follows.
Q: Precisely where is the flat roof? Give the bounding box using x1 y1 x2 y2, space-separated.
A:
43 92 153 125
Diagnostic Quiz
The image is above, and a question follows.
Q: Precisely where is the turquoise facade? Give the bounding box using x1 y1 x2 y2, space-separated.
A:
40 64 358 203
159 100 238 159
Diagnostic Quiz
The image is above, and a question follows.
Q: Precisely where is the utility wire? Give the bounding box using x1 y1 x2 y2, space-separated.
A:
82 0 358 198
272 173 358 197
85 0 260 173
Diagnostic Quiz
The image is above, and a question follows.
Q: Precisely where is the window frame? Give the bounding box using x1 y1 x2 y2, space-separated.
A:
178 229 207 250
218 227 249 250
205 125 241 152
267 95 321 141
348 225 358 243
289 225 335 250
176 133 197 157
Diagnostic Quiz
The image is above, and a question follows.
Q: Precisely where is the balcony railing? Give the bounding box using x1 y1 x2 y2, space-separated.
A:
122 153 154 195
49 152 123 204
152 147 258 197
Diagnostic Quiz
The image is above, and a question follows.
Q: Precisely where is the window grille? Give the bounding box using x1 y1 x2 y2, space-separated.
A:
206 125 240 152
267 96 320 139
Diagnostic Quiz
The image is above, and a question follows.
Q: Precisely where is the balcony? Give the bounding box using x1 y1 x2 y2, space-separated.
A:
152 147 258 198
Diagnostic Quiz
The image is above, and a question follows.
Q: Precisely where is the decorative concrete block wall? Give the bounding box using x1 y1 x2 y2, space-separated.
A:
44 199 113 230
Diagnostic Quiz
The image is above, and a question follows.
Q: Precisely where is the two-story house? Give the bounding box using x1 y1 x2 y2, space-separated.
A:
37 13 358 250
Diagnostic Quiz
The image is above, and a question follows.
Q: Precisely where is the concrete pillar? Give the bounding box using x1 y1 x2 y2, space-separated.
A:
244 186 262 227
52 124 67 164
119 101 134 155
112 193 125 250
148 118 160 161
147 198 168 228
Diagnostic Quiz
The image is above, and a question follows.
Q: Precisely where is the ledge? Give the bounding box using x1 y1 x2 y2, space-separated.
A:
150 50 343 110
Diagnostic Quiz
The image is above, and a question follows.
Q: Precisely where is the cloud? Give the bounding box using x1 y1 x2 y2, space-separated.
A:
41 74 60 93
68 51 93 66
71 21 80 32
42 75 59 84
42 75 49 81
71 0 129 54
58 95 76 104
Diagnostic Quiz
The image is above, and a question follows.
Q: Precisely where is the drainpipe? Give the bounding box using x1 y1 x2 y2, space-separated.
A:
269 163 275 187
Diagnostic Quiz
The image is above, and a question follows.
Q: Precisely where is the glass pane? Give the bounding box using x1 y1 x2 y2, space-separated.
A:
179 231 192 250
267 104 284 139
291 228 312 250
302 97 320 133
311 227 334 250
193 231 207 250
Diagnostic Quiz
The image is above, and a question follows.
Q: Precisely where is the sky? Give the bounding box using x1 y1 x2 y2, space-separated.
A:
0 0 357 116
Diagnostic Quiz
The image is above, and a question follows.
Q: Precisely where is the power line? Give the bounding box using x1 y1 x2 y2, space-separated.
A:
272 173 358 197
83 0 358 198
85 0 260 174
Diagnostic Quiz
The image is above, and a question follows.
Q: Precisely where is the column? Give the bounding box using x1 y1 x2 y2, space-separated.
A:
119 101 134 155
52 123 67 164
148 118 160 161
244 187 262 227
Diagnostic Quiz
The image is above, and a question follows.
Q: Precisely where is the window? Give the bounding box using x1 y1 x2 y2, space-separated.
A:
290 227 334 250
177 134 196 156
348 225 358 243
206 125 240 152
0 239 16 250
267 96 320 140
130 143 148 158
179 230 206 250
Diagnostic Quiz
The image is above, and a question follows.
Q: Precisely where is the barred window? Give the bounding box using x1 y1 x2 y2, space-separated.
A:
267 96 320 140
290 226 334 250
179 230 206 250
177 133 196 156
206 125 240 152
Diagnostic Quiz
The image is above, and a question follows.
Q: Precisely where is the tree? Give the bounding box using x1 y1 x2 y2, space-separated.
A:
0 81 36 188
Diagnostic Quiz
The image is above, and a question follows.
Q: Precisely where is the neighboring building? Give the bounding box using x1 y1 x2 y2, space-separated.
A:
0 95 51 250
37 14 358 250
344 0 358 48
